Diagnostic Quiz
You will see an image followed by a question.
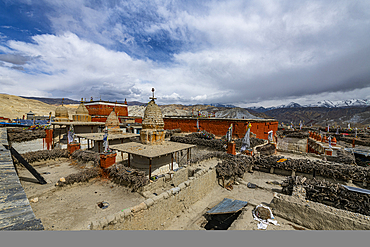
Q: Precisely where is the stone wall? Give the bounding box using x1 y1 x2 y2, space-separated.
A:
164 118 278 140
90 165 217 230
277 137 307 153
271 193 370 230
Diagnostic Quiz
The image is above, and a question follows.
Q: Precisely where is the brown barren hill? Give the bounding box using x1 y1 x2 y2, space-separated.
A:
0 93 77 120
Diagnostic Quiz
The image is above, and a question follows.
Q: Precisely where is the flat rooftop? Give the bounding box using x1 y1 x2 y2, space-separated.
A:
75 132 139 141
110 141 195 159
163 116 277 122
51 122 105 126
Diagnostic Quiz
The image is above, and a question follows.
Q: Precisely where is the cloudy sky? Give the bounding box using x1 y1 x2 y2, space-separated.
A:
1 0 370 107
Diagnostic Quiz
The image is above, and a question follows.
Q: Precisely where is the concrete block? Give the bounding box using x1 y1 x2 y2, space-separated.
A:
142 191 152 198
90 220 99 230
153 193 165 203
118 211 126 223
162 191 170 199
144 198 154 208
170 187 180 194
122 208 132 217
99 218 109 229
131 202 147 213
107 214 116 224
178 182 186 190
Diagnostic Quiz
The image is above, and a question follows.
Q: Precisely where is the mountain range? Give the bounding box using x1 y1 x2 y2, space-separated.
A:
11 95 370 127
246 99 370 113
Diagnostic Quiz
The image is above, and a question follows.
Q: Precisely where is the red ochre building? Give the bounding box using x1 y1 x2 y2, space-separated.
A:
84 101 129 123
164 117 278 140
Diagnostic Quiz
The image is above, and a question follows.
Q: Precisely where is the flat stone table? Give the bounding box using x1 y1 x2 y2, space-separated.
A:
75 133 139 153
110 141 195 178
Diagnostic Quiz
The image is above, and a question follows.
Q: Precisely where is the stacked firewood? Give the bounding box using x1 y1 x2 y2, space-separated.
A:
171 136 226 151
7 127 46 142
107 164 149 192
56 167 101 187
71 150 100 167
282 176 370 216
254 156 370 182
12 149 69 166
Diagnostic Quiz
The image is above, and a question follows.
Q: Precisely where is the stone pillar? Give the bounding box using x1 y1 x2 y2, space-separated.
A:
325 149 333 156
227 142 236 155
67 142 80 155
100 153 117 169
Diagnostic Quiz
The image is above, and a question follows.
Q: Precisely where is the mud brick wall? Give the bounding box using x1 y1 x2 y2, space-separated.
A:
164 118 278 140
139 167 189 192
90 166 217 230
277 137 308 153
271 194 370 230
85 104 128 117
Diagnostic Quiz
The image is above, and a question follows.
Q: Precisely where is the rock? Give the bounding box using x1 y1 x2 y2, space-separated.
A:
59 177 66 182
30 197 38 203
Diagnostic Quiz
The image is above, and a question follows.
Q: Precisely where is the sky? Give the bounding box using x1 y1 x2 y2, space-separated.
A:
1 0 370 108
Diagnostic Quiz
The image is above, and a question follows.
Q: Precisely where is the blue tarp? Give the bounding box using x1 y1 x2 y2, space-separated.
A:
206 198 248 215
342 185 370 195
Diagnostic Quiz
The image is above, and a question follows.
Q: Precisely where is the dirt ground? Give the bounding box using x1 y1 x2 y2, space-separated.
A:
16 150 332 231
164 163 309 231
17 159 144 231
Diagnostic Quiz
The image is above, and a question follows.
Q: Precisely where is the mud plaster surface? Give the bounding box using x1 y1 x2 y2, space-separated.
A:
18 160 144 231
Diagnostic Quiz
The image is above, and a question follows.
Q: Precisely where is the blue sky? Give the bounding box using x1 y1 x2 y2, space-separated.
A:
1 0 370 107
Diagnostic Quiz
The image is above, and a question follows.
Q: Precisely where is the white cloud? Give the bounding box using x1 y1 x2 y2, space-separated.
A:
2 0 370 107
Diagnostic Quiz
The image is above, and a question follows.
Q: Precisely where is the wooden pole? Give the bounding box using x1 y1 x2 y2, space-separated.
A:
5 145 47 184
149 158 152 179
52 125 54 149
171 153 174 171
128 153 130 167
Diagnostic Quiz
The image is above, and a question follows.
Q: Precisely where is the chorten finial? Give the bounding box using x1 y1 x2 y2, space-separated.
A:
62 98 64 106
149 88 156 101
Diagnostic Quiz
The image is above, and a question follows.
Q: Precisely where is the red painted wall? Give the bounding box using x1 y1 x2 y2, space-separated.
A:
164 118 278 140
85 104 128 117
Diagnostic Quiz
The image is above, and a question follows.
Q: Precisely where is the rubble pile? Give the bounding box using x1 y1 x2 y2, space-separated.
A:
71 150 100 167
277 130 310 139
254 156 370 182
107 164 149 192
215 155 253 179
56 167 101 187
328 149 356 165
282 176 370 216
234 138 265 150
12 149 69 166
171 135 265 152
188 130 215 140
256 144 276 155
7 127 46 142
337 136 370 147
171 136 226 151
165 128 181 138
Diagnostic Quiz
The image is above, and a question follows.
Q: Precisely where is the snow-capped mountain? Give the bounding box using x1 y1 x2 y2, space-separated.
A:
246 99 370 112
306 99 370 108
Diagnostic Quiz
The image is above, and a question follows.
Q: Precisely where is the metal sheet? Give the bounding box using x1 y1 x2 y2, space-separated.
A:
206 198 248 215
342 185 370 195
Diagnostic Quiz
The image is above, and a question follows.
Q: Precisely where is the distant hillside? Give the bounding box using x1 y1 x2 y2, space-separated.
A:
0 94 76 119
20 96 79 105
264 106 370 127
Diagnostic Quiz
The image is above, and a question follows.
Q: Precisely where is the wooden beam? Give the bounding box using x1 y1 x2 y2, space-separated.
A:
149 158 152 179
52 124 55 149
171 153 174 171
4 145 47 184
